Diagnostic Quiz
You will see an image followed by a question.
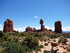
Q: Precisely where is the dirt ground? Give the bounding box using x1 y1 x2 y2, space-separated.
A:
37 38 70 53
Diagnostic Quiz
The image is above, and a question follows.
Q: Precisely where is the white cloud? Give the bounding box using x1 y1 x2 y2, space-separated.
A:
34 16 39 18
35 26 40 30
45 26 54 31
0 27 3 31
62 27 70 31
0 24 3 31
0 24 2 27
14 27 26 32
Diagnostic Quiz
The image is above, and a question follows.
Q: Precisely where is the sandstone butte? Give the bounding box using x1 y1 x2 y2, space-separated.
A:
3 19 62 33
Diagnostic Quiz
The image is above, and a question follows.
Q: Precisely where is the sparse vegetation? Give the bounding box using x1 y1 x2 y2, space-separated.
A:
43 50 48 53
48 33 61 39
22 35 39 51
2 42 26 53
44 43 48 46
67 47 70 52
0 32 70 53
63 34 70 38
58 36 68 44
0 31 5 38
39 45 43 48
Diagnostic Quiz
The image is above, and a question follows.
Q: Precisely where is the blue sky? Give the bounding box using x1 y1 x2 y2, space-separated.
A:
0 0 70 31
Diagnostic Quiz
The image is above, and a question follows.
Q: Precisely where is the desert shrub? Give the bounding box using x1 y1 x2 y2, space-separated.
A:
44 43 48 46
0 31 5 38
2 42 26 53
19 32 32 37
53 39 56 42
22 44 30 52
67 47 70 52
39 38 43 42
48 34 61 39
44 39 47 42
38 49 41 51
22 35 39 50
0 31 6 45
58 36 68 44
63 34 70 38
3 35 9 41
43 50 48 53
39 45 43 48
10 32 20 36
34 33 44 37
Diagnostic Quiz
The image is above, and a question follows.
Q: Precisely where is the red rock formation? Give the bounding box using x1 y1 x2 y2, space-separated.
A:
32 28 36 32
3 19 13 33
48 29 52 32
55 21 62 33
25 26 32 32
51 42 58 47
40 19 46 31
40 19 43 25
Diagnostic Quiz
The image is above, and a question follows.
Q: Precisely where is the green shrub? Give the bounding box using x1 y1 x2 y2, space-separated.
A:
44 39 47 42
38 49 41 51
63 34 70 38
34 33 44 37
48 34 61 39
67 48 70 52
0 31 5 38
39 38 43 42
44 43 48 46
58 36 67 44
43 50 48 53
2 42 26 53
10 32 20 36
23 35 39 50
53 39 56 42
39 45 43 48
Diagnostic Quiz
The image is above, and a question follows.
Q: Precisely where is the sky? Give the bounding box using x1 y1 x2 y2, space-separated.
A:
0 0 70 32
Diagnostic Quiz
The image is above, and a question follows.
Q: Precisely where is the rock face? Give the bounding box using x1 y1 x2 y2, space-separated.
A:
3 19 13 33
25 26 33 32
25 19 53 32
25 26 37 32
40 19 46 31
51 42 58 47
32 28 36 32
40 19 43 25
55 21 62 33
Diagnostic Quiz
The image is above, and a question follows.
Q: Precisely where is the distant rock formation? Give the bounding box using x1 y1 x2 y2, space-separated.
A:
55 21 62 33
25 19 50 32
40 19 47 31
32 28 36 32
3 19 14 33
25 26 33 32
25 26 37 32
40 19 43 25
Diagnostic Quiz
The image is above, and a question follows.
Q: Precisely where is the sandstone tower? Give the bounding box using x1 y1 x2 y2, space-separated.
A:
3 19 13 33
55 21 62 33
40 19 46 31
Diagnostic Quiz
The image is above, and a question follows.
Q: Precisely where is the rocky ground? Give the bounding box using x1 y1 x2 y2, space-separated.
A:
37 38 70 53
